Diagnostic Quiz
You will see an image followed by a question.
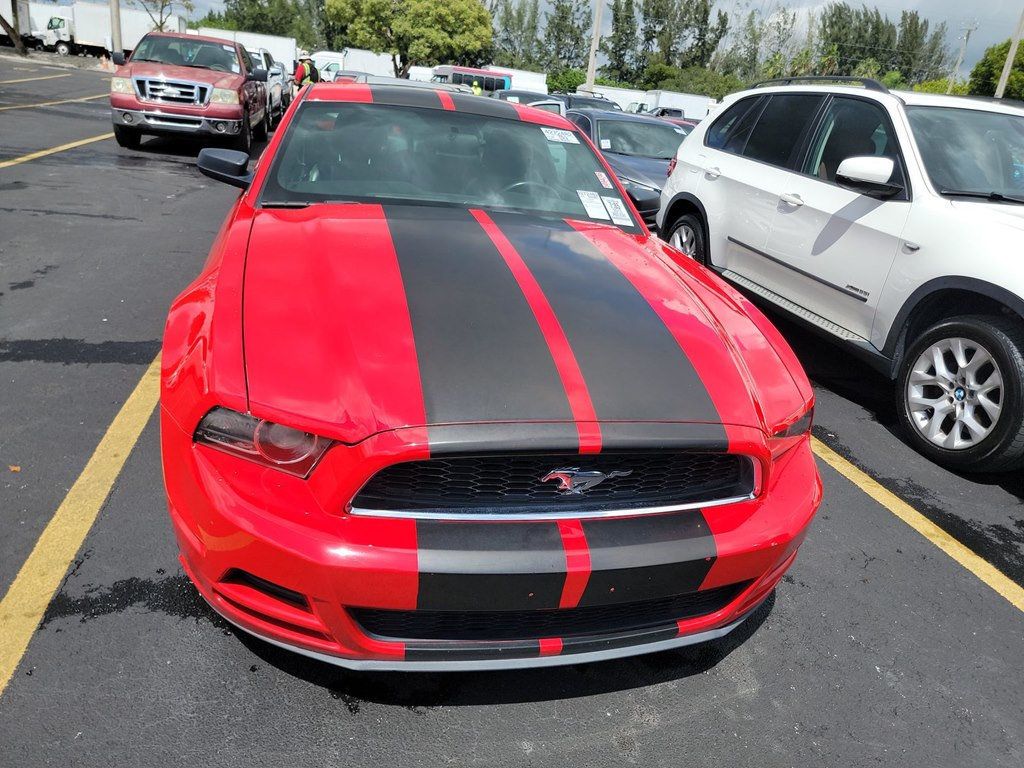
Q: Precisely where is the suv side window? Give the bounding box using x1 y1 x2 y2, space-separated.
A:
567 113 592 135
742 94 824 167
803 96 907 195
705 96 763 152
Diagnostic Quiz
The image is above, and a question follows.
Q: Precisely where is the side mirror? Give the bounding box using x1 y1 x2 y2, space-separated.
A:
197 148 253 189
112 51 125 66
836 156 903 199
247 67 268 82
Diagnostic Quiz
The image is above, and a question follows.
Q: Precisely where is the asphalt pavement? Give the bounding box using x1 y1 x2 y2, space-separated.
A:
0 59 1021 768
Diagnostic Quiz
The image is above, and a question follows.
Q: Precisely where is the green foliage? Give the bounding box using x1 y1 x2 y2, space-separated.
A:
650 65 743 101
880 70 906 89
542 0 590 71
547 67 586 93
913 77 968 95
600 0 639 83
194 0 317 48
969 39 1024 100
492 0 542 70
326 0 492 77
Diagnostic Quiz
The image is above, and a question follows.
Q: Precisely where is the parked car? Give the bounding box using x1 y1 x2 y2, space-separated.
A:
247 46 290 123
659 76 1024 471
166 81 820 672
490 88 549 104
110 32 268 152
550 92 624 111
568 108 688 227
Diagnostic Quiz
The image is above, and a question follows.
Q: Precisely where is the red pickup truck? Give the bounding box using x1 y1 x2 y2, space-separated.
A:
110 31 268 152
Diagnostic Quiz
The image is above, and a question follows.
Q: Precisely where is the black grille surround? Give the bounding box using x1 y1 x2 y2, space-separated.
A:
350 582 749 642
351 451 754 517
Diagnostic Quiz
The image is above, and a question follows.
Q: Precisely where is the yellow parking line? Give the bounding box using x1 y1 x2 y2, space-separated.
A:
0 93 107 112
0 132 114 170
812 438 1024 613
0 356 160 696
0 72 70 84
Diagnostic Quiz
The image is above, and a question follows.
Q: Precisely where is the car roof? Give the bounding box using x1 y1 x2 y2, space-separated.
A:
568 108 673 125
492 89 548 99
894 90 1024 115
146 31 236 46
304 83 578 128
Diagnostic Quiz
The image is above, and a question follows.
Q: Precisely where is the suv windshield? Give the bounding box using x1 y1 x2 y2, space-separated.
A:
261 102 639 230
907 105 1024 197
596 119 686 159
131 36 240 74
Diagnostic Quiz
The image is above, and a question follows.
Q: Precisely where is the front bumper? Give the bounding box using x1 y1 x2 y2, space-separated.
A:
112 108 241 136
163 412 821 670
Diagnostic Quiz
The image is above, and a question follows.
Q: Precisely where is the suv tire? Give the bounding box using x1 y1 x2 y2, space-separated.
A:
896 315 1024 472
113 125 141 149
665 214 707 265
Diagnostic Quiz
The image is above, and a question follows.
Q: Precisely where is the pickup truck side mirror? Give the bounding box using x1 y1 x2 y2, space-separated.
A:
112 51 125 66
247 68 268 83
836 156 903 199
197 148 253 189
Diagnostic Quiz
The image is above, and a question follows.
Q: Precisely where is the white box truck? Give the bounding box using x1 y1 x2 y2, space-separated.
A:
196 27 296 71
35 2 184 57
639 90 715 120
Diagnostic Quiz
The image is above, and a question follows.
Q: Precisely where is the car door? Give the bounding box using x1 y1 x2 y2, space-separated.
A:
699 93 825 273
761 95 912 341
239 47 264 123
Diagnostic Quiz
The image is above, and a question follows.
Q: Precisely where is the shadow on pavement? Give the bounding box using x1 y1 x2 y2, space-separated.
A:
238 592 775 707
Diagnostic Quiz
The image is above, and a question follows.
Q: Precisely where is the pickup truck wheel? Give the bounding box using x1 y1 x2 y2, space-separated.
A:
232 114 252 154
254 106 270 141
55 41 71 56
113 125 141 149
665 214 707 265
897 315 1024 472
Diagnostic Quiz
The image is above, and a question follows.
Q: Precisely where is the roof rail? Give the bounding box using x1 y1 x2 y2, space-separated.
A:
751 76 889 93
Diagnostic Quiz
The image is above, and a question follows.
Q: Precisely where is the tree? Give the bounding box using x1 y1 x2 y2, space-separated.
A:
655 65 742 101
547 67 586 92
676 0 728 69
493 0 541 70
542 0 590 71
600 0 638 83
914 77 967 95
639 0 676 67
216 0 317 48
132 0 195 31
326 0 492 77
970 39 1024 100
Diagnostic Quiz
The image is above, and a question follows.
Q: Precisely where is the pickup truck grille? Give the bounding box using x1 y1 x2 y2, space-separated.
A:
134 78 210 106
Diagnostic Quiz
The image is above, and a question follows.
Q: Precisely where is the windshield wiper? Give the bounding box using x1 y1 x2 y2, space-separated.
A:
938 189 1024 204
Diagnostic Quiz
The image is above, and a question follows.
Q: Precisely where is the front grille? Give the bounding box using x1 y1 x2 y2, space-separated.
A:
350 582 748 641
352 452 754 515
135 78 209 105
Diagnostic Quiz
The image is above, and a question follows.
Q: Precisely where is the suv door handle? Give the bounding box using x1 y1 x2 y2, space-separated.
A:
704 166 721 179
780 192 804 207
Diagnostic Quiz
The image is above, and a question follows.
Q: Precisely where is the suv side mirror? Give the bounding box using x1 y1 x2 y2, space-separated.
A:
247 68 268 82
112 51 125 66
197 148 253 189
836 156 903 199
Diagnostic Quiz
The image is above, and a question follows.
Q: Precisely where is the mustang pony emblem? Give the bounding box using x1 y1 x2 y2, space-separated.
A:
540 468 633 495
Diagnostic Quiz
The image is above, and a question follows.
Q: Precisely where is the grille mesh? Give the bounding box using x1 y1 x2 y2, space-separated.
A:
350 582 748 641
352 452 753 514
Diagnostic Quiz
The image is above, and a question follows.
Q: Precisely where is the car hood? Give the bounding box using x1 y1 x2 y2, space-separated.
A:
950 199 1024 231
118 62 241 89
242 204 784 444
602 153 669 190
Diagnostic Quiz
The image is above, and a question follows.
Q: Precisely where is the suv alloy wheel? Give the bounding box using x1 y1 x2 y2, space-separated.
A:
897 315 1024 471
666 214 706 264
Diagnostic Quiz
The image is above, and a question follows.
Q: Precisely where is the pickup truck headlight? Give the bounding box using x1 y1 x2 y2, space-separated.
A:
211 88 240 105
110 77 133 94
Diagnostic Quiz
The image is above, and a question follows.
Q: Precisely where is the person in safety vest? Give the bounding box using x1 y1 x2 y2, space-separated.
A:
472 79 482 96
294 54 319 88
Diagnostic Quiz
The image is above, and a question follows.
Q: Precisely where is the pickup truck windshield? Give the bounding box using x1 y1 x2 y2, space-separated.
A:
131 36 241 74
907 106 1024 197
261 101 640 230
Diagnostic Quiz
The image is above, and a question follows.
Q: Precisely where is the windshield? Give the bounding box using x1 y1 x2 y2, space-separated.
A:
596 119 686 159
261 102 639 231
907 105 1024 196
131 36 240 74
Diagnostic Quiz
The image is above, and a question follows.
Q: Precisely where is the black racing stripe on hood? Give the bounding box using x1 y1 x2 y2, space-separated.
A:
489 213 726 428
367 84 443 109
416 520 566 610
384 205 574 427
579 511 716 607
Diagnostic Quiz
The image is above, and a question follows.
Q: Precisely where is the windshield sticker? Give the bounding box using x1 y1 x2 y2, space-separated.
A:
222 44 234 52
599 138 612 149
507 96 520 103
541 127 579 144
595 171 613 189
602 196 633 226
578 190 610 220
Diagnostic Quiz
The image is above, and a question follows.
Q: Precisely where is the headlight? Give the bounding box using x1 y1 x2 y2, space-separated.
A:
770 406 813 459
618 176 659 194
194 407 331 477
211 88 240 105
110 77 132 94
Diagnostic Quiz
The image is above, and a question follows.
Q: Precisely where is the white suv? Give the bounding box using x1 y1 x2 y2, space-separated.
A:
658 77 1024 471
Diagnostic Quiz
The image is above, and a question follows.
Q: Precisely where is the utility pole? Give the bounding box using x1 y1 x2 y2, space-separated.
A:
584 0 604 89
947 21 977 94
996 7 1024 99
109 0 123 59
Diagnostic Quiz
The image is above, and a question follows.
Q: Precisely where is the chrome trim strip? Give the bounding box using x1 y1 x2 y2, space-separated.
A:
349 491 756 521
132 76 211 106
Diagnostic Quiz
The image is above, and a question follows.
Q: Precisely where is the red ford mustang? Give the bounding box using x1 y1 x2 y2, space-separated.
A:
161 83 821 671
